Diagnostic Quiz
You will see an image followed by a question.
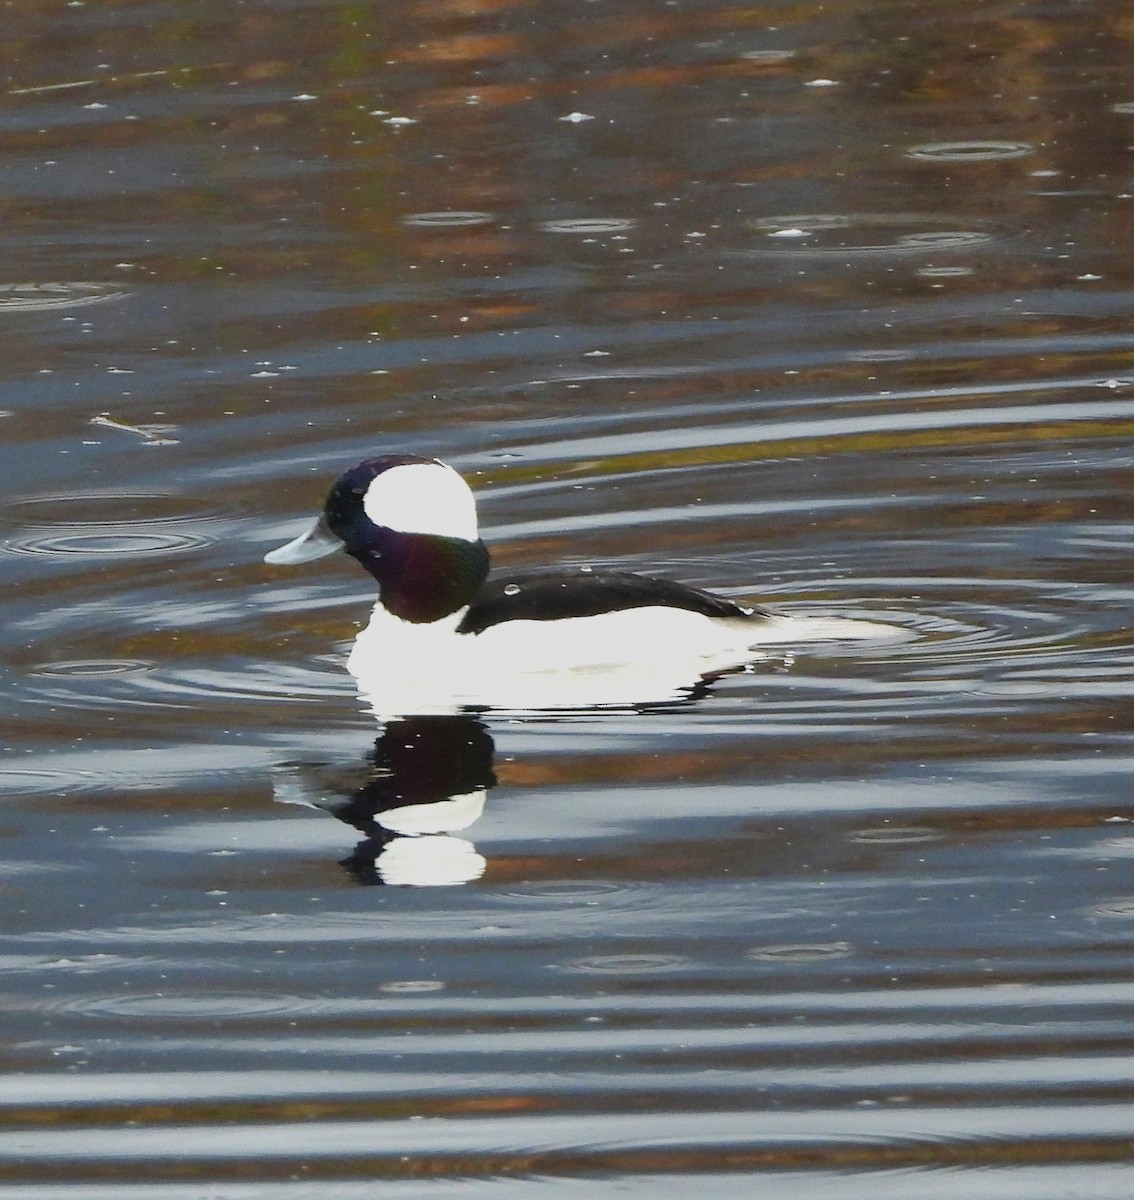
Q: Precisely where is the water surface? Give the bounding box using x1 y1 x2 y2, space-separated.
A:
2 0 1133 1195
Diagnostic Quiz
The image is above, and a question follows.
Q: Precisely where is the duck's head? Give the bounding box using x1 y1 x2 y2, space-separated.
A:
265 455 490 623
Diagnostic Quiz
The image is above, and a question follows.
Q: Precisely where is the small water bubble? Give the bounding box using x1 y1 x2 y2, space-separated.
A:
503 583 521 596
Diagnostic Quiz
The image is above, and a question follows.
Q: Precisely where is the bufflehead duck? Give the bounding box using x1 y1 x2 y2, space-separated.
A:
265 454 890 710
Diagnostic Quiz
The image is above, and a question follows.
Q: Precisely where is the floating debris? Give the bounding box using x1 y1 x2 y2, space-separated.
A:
89 414 180 446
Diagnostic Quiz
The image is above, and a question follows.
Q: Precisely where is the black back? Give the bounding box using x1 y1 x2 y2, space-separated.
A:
457 570 767 635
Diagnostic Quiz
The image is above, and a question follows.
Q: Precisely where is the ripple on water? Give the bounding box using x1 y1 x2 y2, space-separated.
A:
26 658 156 678
1086 897 1134 919
20 659 355 723
739 49 797 63
0 280 131 312
495 880 633 904
840 583 1116 671
1 491 227 558
377 979 446 994
6 530 208 556
565 953 693 974
905 140 1034 161
746 942 855 962
68 992 312 1021
538 218 637 235
129 661 355 706
1090 837 1134 859
745 213 1013 255
0 746 267 794
848 824 943 845
0 766 107 795
844 348 914 362
401 210 495 227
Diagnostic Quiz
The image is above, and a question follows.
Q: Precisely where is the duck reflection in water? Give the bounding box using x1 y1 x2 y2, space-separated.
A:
265 453 903 884
274 715 496 886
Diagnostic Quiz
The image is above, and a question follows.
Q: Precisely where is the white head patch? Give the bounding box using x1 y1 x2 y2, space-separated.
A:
362 461 479 542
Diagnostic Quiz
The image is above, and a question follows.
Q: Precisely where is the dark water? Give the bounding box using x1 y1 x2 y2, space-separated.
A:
2 0 1134 1194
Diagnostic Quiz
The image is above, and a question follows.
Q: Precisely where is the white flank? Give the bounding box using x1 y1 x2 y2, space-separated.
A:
346 603 905 717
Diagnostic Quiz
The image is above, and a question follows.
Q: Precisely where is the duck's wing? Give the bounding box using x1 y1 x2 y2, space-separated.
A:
456 570 769 635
